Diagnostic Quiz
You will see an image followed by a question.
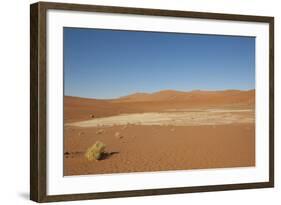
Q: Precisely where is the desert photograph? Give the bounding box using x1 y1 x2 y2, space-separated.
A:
63 28 255 176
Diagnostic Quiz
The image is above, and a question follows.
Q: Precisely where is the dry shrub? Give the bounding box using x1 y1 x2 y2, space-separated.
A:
85 141 106 161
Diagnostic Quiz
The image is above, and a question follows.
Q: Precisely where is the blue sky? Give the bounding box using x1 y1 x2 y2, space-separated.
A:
64 27 255 99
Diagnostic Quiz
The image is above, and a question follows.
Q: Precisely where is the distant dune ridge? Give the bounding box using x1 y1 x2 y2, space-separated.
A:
64 89 255 123
118 89 255 103
66 89 255 103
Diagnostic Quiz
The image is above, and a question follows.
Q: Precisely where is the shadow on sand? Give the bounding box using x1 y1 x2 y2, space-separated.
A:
100 151 119 160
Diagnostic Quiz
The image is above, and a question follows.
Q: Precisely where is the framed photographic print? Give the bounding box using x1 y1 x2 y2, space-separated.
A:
30 1 274 202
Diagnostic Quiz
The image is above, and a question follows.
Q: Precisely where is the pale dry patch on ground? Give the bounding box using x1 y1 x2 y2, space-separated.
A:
67 108 254 127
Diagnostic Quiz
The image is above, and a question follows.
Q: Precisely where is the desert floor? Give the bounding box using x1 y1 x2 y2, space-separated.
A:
64 90 255 176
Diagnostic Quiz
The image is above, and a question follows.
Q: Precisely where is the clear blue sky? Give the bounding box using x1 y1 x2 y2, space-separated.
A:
64 27 255 99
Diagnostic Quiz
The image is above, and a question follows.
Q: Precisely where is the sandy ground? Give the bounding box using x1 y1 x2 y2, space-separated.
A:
64 124 255 176
67 108 254 127
64 90 255 176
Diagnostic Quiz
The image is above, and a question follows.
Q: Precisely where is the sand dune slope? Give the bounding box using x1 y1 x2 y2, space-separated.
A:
64 90 255 123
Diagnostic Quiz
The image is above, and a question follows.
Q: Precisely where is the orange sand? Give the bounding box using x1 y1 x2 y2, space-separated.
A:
64 90 255 176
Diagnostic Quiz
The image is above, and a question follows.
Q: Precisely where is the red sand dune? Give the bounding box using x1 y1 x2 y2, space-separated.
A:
117 89 255 103
64 89 255 123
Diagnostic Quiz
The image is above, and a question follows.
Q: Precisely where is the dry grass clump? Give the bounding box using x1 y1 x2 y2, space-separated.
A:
85 141 106 161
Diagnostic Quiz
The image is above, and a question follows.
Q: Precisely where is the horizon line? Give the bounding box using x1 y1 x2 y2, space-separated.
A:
64 88 255 100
